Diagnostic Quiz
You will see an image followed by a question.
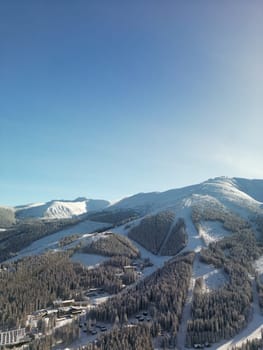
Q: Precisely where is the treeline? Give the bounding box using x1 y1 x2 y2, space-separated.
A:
0 253 138 328
199 229 262 271
89 252 194 347
186 229 263 347
0 218 82 262
0 207 16 228
87 209 140 226
128 211 175 254
192 204 250 233
78 325 153 350
81 233 140 258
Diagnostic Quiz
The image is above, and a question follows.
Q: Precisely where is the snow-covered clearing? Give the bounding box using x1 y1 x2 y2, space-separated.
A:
71 253 107 268
198 220 231 245
254 255 263 276
179 205 204 253
4 220 108 263
194 259 228 291
203 269 227 290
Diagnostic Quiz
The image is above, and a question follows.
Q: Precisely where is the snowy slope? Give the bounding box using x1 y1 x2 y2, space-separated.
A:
10 177 263 221
15 198 110 219
3 176 263 350
4 176 263 261
110 177 263 219
5 220 109 263
105 177 263 257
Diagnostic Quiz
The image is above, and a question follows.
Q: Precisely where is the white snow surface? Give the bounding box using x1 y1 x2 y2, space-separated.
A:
71 253 107 268
4 220 108 263
254 256 263 277
193 259 228 291
110 177 263 219
15 198 110 219
45 201 87 218
5 177 263 224
198 220 232 245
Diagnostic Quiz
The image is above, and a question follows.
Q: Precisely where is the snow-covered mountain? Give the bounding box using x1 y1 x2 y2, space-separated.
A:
15 198 110 219
3 176 263 350
10 177 263 222
110 177 263 219
4 176 262 264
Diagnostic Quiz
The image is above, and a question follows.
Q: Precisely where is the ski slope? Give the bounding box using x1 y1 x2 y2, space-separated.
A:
110 177 263 219
5 220 108 263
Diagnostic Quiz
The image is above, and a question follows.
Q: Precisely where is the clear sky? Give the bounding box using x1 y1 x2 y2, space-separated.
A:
0 0 262 206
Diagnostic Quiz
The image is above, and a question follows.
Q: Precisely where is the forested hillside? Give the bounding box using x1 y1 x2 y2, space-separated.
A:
186 230 263 347
81 232 140 258
89 252 194 348
87 209 140 226
159 218 188 255
0 252 138 328
192 203 250 233
0 218 81 262
128 211 175 254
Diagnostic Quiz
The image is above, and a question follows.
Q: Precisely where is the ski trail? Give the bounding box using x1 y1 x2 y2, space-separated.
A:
213 278 263 350
176 254 197 349
158 216 178 255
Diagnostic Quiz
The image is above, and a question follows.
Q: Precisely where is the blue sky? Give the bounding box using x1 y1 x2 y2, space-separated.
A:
0 1 262 205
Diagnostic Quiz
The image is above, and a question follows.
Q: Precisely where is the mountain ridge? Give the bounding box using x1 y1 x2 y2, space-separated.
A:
1 177 263 350
109 176 263 218
1 176 263 222
14 198 110 220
